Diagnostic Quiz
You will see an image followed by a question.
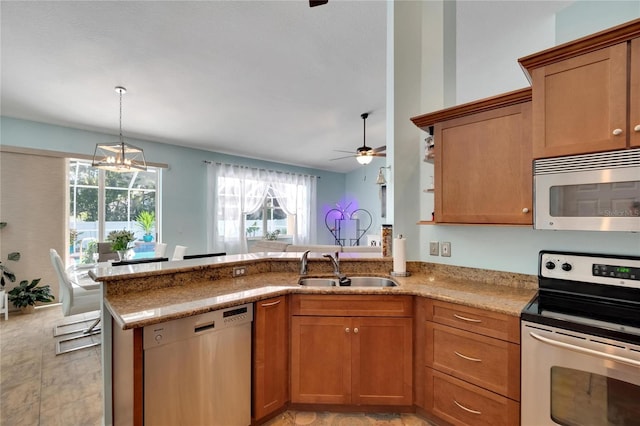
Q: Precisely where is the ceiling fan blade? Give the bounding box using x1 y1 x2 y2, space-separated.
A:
372 153 386 157
329 154 355 161
372 145 386 153
333 149 356 154
309 0 328 7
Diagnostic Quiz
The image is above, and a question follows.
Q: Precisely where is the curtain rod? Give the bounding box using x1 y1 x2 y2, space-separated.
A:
202 160 320 179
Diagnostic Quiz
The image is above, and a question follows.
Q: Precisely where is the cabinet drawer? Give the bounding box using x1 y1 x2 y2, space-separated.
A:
424 299 519 343
425 368 520 426
291 295 412 317
426 322 520 400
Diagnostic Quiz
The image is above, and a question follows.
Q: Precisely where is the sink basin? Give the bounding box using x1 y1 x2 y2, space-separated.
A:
298 278 337 287
298 276 397 287
347 276 397 287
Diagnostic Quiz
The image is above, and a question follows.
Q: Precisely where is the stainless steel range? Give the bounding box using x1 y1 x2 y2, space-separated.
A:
521 250 640 426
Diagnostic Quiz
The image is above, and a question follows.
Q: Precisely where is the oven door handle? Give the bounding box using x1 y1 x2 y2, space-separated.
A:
529 331 640 368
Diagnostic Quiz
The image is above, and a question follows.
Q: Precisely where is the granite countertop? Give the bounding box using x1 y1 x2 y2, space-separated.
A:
102 256 537 330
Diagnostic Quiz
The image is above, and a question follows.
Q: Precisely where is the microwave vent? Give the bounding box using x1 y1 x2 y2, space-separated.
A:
534 149 640 175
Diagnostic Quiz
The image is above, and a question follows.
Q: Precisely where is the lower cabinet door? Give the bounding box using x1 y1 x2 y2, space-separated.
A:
352 317 413 406
290 316 351 404
425 368 520 426
253 296 289 421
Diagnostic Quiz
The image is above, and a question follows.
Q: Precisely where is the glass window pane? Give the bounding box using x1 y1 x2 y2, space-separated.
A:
68 159 160 265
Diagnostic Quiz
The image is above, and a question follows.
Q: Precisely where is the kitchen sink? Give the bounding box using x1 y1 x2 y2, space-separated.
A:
298 276 397 287
298 278 337 287
347 276 397 287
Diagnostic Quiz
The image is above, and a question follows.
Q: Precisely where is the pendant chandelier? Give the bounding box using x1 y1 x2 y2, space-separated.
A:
92 86 147 172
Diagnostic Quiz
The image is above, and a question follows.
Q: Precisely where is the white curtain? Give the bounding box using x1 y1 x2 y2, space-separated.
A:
206 162 317 254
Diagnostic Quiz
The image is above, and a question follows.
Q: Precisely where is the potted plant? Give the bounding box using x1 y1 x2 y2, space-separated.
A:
7 278 55 314
0 221 19 316
107 229 136 260
136 211 155 242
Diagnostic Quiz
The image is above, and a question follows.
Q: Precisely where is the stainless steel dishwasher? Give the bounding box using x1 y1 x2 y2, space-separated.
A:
143 303 253 426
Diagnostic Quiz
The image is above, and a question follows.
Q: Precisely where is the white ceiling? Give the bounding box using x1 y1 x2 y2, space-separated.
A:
0 0 387 173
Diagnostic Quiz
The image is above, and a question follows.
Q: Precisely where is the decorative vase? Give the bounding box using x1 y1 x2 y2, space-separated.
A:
143 234 153 242
20 305 35 314
117 250 128 261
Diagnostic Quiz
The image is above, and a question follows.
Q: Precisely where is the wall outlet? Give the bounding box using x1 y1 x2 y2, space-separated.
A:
441 242 451 257
429 241 439 256
233 266 247 277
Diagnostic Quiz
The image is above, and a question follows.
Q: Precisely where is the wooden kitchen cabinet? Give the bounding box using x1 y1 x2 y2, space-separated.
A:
411 89 533 225
418 298 521 426
631 38 640 148
290 295 413 407
253 296 289 422
518 20 640 158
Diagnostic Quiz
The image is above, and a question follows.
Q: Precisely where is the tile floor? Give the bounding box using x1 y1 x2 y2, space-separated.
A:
0 304 103 425
0 305 435 426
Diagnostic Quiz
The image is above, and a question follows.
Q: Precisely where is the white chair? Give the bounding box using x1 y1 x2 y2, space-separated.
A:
172 245 187 260
154 243 168 258
50 249 102 354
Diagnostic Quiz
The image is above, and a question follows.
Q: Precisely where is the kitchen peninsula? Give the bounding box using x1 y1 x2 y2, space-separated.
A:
93 253 536 425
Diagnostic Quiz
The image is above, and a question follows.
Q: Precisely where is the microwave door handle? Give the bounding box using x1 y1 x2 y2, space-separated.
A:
529 331 640 368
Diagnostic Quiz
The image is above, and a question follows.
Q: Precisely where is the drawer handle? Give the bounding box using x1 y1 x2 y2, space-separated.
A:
453 313 482 323
354 327 359 334
454 399 482 415
612 128 623 136
260 300 281 307
454 351 482 362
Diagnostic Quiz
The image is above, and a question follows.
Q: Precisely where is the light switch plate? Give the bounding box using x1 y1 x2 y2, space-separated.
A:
429 241 439 256
441 242 451 257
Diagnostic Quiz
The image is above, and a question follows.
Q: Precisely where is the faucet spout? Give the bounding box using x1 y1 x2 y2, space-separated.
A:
323 251 350 285
300 250 311 275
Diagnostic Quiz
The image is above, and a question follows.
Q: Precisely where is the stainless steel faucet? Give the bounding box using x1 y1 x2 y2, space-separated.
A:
323 251 349 284
300 250 311 275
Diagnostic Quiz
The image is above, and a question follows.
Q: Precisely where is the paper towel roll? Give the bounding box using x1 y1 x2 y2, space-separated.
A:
393 236 406 274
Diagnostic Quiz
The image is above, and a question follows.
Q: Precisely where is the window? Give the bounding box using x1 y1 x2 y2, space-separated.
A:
245 186 294 238
207 162 317 254
69 159 160 264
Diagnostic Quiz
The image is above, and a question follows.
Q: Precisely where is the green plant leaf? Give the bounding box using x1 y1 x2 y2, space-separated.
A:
0 222 7 229
8 252 20 261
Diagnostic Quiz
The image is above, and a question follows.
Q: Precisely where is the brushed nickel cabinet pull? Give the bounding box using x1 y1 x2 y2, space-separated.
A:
454 399 482 415
345 328 350 333
454 351 482 362
634 124 640 132
260 300 281 307
612 128 623 136
354 328 359 334
453 313 482 323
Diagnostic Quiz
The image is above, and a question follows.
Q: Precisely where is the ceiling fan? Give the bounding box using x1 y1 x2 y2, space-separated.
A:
309 0 328 7
331 112 386 165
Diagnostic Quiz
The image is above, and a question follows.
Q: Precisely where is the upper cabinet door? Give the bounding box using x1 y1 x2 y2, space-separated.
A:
435 102 533 225
531 43 628 158
631 38 640 148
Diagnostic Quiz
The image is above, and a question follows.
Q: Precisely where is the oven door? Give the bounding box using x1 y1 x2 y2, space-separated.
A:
521 321 640 426
533 150 640 232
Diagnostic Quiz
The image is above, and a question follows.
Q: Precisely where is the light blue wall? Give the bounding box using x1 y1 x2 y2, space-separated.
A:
556 0 640 43
0 116 345 253
343 157 388 245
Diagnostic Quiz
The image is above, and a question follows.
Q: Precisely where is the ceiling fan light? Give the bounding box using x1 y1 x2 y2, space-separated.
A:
356 154 373 165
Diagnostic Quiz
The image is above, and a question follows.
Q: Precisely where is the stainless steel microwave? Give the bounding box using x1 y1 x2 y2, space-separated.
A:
534 149 640 232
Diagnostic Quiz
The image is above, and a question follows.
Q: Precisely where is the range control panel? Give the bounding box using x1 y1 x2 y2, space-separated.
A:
540 251 640 289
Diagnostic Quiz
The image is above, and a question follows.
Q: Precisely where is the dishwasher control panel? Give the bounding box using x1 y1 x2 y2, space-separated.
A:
143 302 253 349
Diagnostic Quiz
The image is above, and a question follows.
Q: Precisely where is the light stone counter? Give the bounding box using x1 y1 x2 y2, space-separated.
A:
93 253 538 330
